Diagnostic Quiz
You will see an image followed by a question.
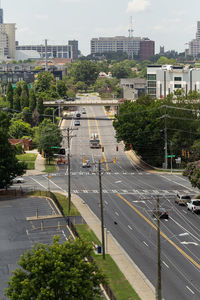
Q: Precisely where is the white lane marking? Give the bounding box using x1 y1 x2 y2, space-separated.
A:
186 286 195 295
112 190 118 193
133 200 145 203
181 241 198 246
162 261 169 268
128 225 133 230
26 229 29 236
143 241 149 247
105 201 108 205
62 230 68 241
103 190 108 193
47 178 66 192
83 190 88 193
73 190 79 194
122 190 128 193
115 180 121 183
115 212 119 216
93 190 98 193
159 175 195 192
31 177 48 189
170 216 200 242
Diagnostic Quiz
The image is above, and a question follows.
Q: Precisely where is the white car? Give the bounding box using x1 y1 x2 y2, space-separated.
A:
187 199 200 213
13 177 25 184
82 160 91 168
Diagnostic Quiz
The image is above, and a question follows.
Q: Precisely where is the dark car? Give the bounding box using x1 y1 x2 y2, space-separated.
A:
152 208 169 219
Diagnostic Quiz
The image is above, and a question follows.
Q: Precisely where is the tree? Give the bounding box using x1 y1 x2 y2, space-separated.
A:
9 119 33 139
36 71 54 92
110 63 131 79
56 80 67 97
6 83 13 108
0 112 26 188
13 90 21 111
6 237 106 299
21 107 32 124
29 89 36 112
183 161 200 189
37 96 44 122
44 107 54 120
20 84 29 109
36 119 62 163
71 60 98 85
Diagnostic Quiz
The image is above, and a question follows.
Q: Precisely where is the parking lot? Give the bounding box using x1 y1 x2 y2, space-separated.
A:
0 196 70 299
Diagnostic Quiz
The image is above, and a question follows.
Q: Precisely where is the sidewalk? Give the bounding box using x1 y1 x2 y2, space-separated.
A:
70 193 156 300
24 150 45 176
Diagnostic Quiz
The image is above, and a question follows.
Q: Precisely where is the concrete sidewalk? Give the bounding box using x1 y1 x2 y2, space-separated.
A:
24 150 45 176
70 193 156 300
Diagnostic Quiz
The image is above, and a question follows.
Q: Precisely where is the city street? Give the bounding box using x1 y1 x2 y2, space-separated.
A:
22 102 200 300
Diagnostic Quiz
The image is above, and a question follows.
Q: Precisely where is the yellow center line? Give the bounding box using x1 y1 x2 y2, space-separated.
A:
117 193 200 270
86 108 91 138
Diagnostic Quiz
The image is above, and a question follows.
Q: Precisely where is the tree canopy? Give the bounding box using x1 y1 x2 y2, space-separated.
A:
6 236 106 300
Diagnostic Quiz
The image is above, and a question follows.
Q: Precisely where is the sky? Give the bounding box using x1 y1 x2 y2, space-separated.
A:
2 0 200 55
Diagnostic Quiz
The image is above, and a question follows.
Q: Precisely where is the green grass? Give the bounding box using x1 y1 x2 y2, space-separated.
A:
16 153 37 170
54 192 80 216
75 224 140 300
43 159 57 173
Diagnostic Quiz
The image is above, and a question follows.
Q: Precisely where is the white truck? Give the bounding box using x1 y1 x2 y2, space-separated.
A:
187 199 200 213
89 133 101 148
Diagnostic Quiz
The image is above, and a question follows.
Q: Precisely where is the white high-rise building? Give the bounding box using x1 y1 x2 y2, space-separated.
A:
189 21 200 57
0 23 16 61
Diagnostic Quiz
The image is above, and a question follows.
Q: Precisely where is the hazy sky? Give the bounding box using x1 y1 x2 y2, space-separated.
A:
3 0 200 55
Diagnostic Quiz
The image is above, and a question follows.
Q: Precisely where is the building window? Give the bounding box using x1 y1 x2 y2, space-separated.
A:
148 81 156 88
148 88 156 95
174 77 182 81
147 74 156 80
174 84 182 88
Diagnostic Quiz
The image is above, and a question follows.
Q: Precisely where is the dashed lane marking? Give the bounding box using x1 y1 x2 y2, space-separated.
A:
186 286 195 295
162 261 169 268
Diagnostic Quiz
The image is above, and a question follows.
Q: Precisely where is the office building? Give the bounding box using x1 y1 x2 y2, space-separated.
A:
0 23 16 60
189 21 200 57
147 64 200 98
120 78 147 100
68 40 79 60
90 36 154 60
0 8 3 24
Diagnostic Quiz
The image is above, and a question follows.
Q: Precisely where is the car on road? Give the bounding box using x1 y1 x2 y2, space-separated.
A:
12 177 25 184
82 160 91 168
152 208 169 219
74 120 80 126
56 99 65 103
82 108 86 114
187 199 200 213
67 97 75 101
175 193 191 205
75 111 81 118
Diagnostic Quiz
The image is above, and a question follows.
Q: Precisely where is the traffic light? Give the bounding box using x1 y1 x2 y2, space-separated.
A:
181 149 184 157
59 148 65 155
113 156 117 164
83 156 86 163
116 145 119 151
187 151 190 158
101 146 104 152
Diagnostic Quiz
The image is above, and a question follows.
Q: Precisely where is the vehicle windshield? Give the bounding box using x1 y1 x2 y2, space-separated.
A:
182 196 191 199
193 200 200 205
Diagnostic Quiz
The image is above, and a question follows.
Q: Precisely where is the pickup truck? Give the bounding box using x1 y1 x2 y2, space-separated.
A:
187 199 200 213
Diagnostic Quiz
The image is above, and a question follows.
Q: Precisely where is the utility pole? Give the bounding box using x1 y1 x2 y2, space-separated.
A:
156 196 162 300
45 39 48 72
61 127 77 214
98 160 105 259
164 106 168 169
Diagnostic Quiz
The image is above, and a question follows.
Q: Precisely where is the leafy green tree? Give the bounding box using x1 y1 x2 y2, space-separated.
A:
71 60 98 85
44 107 54 120
20 85 29 109
110 63 131 79
0 112 26 188
56 80 67 97
13 90 21 111
157 56 169 64
183 161 200 189
29 89 36 112
37 96 44 122
15 83 22 96
6 83 13 108
36 71 54 92
75 81 87 91
6 237 106 300
9 119 33 139
21 107 32 124
36 119 62 163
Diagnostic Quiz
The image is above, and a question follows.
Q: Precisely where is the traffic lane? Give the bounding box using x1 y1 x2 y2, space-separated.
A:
80 192 200 300
0 197 70 299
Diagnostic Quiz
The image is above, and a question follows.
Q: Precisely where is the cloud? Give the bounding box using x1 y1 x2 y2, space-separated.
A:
127 0 151 13
17 26 30 33
35 14 48 20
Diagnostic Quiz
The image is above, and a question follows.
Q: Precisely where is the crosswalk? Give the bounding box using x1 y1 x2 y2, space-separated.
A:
48 171 151 177
71 189 191 195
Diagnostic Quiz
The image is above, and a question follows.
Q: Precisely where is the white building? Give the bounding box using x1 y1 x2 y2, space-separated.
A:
147 65 200 98
0 23 15 61
189 21 200 57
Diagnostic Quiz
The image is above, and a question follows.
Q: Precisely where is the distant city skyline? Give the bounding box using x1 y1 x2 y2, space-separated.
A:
2 0 200 55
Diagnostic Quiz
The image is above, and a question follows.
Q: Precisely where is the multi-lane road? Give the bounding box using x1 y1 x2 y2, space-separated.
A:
23 101 200 300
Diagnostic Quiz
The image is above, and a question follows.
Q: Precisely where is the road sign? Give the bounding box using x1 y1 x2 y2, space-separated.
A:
51 146 60 149
166 155 175 158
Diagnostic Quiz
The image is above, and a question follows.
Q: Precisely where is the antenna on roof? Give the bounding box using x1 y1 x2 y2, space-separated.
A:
128 16 134 59
128 16 134 38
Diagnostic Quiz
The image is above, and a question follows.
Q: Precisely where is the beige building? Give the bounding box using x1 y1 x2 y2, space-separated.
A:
0 23 15 61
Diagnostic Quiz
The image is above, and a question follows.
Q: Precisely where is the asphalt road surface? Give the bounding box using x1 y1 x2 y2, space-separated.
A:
18 103 200 300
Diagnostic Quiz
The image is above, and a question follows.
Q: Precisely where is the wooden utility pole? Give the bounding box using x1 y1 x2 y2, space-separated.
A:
98 160 105 259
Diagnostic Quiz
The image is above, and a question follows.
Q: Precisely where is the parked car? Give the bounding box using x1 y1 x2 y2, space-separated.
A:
13 177 25 184
152 208 169 219
82 160 91 168
187 199 200 213
56 99 65 103
74 120 80 126
175 193 191 205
